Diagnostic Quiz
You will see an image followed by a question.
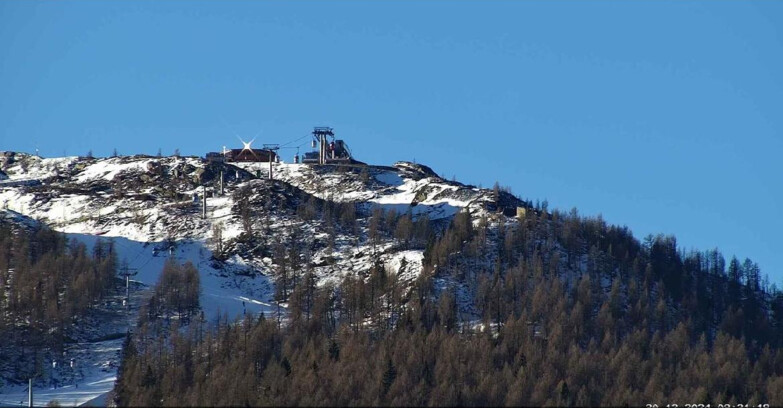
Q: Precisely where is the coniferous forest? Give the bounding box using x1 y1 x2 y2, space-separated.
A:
113 203 783 406
0 218 119 383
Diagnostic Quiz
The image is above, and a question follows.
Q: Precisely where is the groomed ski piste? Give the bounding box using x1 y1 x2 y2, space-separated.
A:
0 228 277 406
0 152 522 406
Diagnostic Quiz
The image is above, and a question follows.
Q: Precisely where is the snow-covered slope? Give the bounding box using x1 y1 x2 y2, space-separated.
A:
267 161 496 219
0 151 526 405
1 152 523 313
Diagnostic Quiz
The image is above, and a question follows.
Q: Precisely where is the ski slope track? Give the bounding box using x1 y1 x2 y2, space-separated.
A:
0 151 525 406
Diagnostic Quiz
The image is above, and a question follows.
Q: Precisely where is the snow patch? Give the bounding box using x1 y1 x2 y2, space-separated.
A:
75 158 154 183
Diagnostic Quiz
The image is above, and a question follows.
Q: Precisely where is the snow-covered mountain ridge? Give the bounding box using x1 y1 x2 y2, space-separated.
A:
0 151 526 320
0 150 523 406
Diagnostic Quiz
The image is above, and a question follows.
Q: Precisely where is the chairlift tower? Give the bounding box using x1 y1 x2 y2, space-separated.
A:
119 265 138 309
312 127 334 165
263 144 280 180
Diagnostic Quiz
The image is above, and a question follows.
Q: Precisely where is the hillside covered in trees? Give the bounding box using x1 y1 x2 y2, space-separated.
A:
2 152 781 406
114 200 783 406
0 212 120 384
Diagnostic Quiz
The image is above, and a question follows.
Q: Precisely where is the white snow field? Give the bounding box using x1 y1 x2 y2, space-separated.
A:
0 341 121 407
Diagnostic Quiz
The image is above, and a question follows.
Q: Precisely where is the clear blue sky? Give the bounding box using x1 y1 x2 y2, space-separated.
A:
2 1 782 285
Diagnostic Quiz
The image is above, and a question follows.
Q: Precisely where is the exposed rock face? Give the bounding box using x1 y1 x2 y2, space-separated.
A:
393 161 439 180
